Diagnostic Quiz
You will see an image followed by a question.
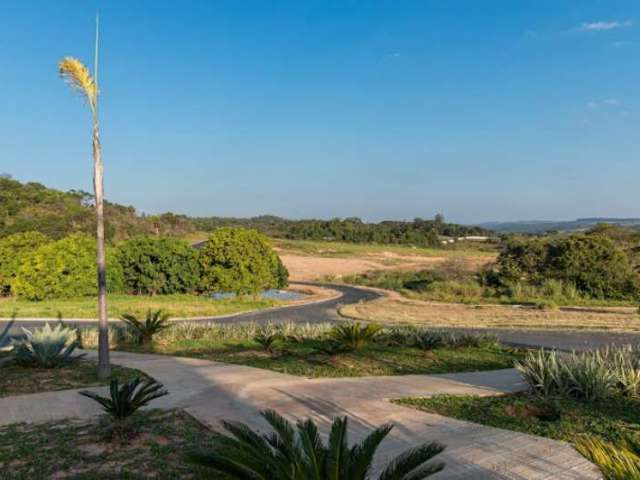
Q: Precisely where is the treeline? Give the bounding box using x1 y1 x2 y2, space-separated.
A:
1 174 488 246
192 215 489 247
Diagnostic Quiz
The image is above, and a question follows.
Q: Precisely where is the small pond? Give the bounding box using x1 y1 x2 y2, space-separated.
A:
211 289 307 301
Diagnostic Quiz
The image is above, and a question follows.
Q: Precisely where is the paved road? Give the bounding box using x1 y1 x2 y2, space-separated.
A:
2 282 640 351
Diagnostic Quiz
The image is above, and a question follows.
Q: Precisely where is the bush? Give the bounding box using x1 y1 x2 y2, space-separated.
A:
0 231 51 296
116 235 200 295
13 233 124 300
575 436 640 480
12 323 86 368
328 322 382 351
495 235 640 301
187 409 446 479
198 227 288 294
79 378 168 439
121 310 171 346
515 346 640 401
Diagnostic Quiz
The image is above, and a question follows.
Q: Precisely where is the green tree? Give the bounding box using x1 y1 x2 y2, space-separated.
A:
198 227 289 294
13 233 123 301
116 235 200 295
0 231 51 295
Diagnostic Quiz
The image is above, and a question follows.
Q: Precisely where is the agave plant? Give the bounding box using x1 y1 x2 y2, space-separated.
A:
12 323 85 368
188 409 446 479
329 322 383 351
121 310 171 345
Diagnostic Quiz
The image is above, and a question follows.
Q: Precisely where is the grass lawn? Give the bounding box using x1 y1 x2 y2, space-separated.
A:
274 238 497 258
0 294 279 319
0 409 224 479
127 338 524 378
395 393 640 446
0 357 147 397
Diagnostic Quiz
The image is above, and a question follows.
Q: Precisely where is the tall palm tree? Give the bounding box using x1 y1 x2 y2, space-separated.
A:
187 409 446 479
58 15 110 378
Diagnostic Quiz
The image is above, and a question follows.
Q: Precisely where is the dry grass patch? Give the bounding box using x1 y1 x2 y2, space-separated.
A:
341 296 640 331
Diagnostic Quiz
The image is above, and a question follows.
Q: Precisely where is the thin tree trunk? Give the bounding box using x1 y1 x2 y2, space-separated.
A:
93 122 110 379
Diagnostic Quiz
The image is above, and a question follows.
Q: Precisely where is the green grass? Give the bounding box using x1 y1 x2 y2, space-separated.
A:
395 393 640 446
0 357 147 397
0 409 227 479
274 238 496 258
0 294 279 319
124 337 524 378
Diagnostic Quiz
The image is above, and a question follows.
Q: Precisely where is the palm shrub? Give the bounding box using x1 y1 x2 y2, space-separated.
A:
187 409 446 479
254 328 281 355
575 436 640 480
121 310 171 346
412 330 446 351
79 378 168 438
329 322 383 351
12 323 85 368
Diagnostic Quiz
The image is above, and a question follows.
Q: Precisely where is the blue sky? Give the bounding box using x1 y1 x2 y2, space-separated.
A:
1 1 638 223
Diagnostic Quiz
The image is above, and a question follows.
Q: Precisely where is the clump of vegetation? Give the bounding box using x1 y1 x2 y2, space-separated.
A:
12 323 85 368
116 235 200 295
515 346 640 401
121 310 172 346
198 227 288 294
253 328 282 355
329 322 383 351
97 321 521 378
575 435 640 480
12 233 124 300
79 378 168 439
493 234 640 301
0 232 51 296
187 409 446 479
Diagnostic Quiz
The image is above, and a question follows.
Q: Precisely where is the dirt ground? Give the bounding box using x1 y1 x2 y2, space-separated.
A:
341 295 640 332
280 252 493 282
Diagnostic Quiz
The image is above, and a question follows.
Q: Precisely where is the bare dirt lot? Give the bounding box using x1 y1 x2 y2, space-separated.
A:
280 251 493 282
341 295 640 332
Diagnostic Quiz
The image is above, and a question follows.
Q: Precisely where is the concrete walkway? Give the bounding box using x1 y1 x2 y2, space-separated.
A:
0 351 601 479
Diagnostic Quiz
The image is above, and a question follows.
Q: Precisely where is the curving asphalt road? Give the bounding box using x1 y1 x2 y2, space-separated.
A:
2 282 640 351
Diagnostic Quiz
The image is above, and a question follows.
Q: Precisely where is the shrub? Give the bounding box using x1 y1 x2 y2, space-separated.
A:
198 227 288 294
0 231 51 296
575 436 640 480
12 323 86 368
121 310 171 346
515 346 640 401
79 378 168 438
12 233 124 300
495 235 640 301
0 314 15 366
187 409 446 479
253 328 281 354
329 322 382 351
116 235 200 295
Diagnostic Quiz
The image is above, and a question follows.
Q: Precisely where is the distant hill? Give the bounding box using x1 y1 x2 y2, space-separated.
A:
480 218 640 234
0 174 195 241
0 174 488 245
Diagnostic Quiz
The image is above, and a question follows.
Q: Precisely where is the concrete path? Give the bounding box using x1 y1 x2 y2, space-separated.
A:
0 351 601 479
